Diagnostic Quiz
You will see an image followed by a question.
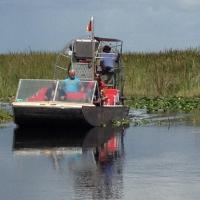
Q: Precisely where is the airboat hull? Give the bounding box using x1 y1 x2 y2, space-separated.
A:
12 102 129 128
82 106 129 126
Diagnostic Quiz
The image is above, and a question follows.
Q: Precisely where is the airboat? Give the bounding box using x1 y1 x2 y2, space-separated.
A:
12 18 129 127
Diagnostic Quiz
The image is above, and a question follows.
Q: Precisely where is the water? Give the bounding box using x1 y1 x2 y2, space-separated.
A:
0 115 200 200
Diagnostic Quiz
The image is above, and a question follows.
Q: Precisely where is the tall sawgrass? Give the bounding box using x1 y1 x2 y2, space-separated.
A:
0 51 56 100
123 49 200 97
0 49 200 101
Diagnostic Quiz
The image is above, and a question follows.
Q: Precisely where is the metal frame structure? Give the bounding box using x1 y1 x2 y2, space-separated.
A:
54 36 124 99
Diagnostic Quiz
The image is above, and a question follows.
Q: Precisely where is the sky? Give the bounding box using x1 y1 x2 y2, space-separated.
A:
0 0 200 53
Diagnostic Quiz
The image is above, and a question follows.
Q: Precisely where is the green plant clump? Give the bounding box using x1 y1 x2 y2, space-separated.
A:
126 96 200 113
0 109 13 123
112 118 130 127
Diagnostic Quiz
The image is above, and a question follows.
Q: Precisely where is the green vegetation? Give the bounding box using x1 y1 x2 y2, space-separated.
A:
123 49 200 97
0 49 200 115
112 118 130 127
0 51 57 101
0 109 13 123
122 49 200 113
126 96 200 113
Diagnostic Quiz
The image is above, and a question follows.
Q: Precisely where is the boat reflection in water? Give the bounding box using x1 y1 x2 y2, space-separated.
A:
13 126 126 199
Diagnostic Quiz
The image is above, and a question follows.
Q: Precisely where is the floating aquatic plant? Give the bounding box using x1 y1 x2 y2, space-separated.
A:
0 109 13 123
126 96 200 113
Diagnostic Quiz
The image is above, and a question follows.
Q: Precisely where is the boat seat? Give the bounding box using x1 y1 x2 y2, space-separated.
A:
65 92 86 101
27 87 48 102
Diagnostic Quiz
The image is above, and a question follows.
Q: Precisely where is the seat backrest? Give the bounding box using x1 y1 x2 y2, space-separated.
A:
27 87 48 101
65 92 86 100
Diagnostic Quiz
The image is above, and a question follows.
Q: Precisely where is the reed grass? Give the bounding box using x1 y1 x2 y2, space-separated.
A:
123 49 200 97
0 49 200 101
0 51 57 101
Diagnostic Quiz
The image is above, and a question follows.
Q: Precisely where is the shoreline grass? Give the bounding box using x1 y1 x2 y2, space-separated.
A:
0 108 13 124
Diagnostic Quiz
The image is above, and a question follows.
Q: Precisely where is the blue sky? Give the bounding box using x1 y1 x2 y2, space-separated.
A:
1 0 200 53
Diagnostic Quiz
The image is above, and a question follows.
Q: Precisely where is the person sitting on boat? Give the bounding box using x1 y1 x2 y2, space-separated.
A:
93 74 107 106
93 89 107 106
63 69 81 93
100 45 119 84
95 73 107 91
100 45 118 74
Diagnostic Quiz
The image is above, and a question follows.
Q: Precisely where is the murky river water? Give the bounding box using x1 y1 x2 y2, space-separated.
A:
0 113 200 200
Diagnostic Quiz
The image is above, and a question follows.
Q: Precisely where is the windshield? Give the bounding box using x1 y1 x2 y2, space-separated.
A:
15 79 97 104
